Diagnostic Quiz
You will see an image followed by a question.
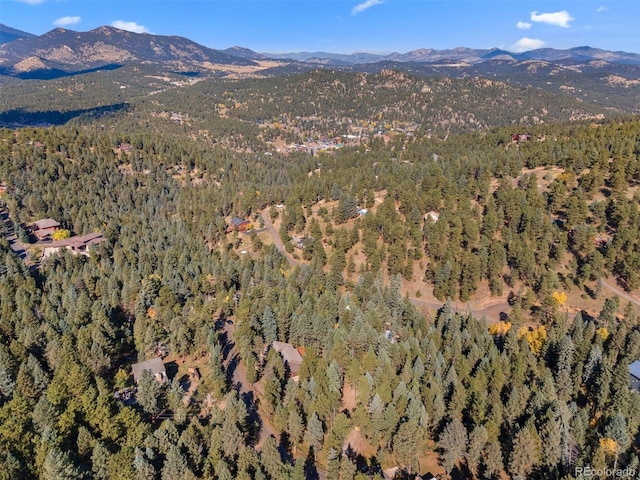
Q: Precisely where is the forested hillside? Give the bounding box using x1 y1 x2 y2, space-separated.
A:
0 66 639 480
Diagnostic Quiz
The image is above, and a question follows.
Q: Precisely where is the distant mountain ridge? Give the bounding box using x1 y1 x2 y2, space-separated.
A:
264 46 640 66
0 23 639 105
0 24 36 44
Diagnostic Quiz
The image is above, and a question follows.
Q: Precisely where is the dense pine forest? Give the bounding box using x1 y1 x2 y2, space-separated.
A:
0 67 639 480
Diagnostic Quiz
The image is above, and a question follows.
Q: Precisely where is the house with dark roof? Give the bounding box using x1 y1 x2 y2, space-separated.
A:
630 360 640 392
31 218 60 240
131 358 168 385
227 217 253 232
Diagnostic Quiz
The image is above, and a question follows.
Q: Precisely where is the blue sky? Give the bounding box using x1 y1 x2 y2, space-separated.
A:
2 0 639 54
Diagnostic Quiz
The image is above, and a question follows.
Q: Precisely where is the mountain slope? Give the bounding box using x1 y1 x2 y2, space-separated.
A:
221 46 268 61
0 26 257 76
0 24 36 44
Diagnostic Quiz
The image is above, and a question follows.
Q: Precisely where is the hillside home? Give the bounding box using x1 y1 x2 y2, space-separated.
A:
132 357 168 385
31 218 60 240
228 217 252 232
292 236 314 250
630 360 640 392
512 133 531 142
41 232 105 259
424 211 440 223
271 341 303 378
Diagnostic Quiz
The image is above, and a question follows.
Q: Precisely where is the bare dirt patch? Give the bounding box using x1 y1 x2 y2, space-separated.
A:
343 427 377 460
341 382 357 411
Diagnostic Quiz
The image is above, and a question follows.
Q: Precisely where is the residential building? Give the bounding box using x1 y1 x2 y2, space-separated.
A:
41 232 105 258
132 358 168 385
271 341 303 378
31 218 60 240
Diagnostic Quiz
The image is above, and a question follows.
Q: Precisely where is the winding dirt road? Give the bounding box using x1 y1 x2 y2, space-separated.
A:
220 320 277 448
260 209 300 267
601 278 640 308
259 208 509 323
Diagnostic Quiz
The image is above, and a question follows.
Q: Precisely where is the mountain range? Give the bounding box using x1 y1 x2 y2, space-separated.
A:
1 24 639 115
265 46 640 66
1 23 640 77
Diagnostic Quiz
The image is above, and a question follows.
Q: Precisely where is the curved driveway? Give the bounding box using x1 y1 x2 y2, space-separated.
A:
259 207 509 323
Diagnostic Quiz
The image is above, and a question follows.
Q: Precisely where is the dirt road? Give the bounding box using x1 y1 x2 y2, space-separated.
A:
260 206 508 322
601 278 640 308
260 209 300 267
220 320 277 448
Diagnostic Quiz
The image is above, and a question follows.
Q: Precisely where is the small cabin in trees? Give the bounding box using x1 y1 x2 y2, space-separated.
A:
271 341 303 378
630 360 640 392
228 217 252 232
292 236 314 250
31 218 60 241
132 358 168 385
511 133 531 142
424 211 439 223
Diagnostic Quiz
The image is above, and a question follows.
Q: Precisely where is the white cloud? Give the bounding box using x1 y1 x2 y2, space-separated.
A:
517 21 532 30
53 16 81 27
352 0 383 15
596 5 608 12
15 0 46 5
511 37 545 53
530 10 574 28
111 20 151 34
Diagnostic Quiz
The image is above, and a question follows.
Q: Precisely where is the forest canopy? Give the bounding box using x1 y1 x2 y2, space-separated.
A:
0 67 639 479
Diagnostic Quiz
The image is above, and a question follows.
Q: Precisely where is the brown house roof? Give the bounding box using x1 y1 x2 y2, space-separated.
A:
272 341 303 375
45 232 105 249
32 218 60 230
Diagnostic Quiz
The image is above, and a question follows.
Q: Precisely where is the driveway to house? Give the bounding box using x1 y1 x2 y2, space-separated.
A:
220 319 278 448
601 278 640 308
260 208 300 267
409 297 509 324
260 205 508 323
